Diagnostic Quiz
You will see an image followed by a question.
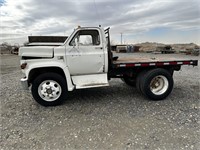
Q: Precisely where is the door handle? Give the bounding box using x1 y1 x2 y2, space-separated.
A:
95 47 103 49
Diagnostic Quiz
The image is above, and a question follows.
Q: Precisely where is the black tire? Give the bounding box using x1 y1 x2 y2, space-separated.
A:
136 70 148 93
31 73 67 106
122 77 136 87
140 68 173 100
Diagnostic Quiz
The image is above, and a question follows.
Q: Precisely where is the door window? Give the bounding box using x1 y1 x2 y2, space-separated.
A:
79 35 92 46
70 30 100 46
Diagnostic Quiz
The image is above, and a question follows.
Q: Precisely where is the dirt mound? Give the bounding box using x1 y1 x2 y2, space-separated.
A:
135 42 199 55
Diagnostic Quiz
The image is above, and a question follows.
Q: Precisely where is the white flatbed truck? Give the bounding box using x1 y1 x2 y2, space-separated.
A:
19 27 198 106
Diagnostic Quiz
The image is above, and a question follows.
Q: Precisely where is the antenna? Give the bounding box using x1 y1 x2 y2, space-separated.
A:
93 0 101 26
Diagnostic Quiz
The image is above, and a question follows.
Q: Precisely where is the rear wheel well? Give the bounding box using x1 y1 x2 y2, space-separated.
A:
135 66 178 78
125 66 175 78
28 67 66 84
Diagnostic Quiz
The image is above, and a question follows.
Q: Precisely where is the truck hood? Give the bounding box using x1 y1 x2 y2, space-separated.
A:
27 42 63 46
19 46 54 58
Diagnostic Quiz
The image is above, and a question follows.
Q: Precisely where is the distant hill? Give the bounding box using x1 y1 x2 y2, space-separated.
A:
135 42 199 52
171 43 199 51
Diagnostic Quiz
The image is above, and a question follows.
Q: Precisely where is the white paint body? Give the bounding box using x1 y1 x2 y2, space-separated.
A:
19 27 109 91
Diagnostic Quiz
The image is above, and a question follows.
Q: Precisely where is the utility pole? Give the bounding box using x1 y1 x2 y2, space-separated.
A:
120 33 123 44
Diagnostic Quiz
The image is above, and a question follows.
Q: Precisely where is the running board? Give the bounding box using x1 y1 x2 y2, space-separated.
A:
71 74 109 89
76 83 109 89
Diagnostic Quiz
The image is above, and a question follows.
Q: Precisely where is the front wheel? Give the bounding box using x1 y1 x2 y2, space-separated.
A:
140 69 174 100
31 73 67 106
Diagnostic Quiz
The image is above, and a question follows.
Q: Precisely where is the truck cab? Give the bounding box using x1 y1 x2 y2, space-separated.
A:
63 27 109 88
19 26 198 106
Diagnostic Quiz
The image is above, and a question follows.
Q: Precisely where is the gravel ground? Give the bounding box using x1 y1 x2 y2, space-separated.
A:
0 54 200 150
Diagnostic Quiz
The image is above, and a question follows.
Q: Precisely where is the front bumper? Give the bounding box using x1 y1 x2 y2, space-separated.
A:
20 77 29 90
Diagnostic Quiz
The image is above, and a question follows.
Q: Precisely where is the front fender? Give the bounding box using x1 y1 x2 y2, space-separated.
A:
24 60 74 91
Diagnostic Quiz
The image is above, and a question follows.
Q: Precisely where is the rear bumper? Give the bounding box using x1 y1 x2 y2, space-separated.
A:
20 77 29 90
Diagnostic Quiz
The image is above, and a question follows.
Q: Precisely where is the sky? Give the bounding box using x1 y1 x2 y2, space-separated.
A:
0 0 200 45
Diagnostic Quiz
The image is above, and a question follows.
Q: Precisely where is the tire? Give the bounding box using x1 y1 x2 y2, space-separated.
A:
136 70 148 93
140 68 173 100
31 73 67 106
122 77 136 87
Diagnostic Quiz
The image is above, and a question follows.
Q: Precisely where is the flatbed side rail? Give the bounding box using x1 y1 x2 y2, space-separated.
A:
113 60 198 68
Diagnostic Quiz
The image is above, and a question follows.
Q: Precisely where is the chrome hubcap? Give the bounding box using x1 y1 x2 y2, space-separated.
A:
38 80 62 101
150 75 169 95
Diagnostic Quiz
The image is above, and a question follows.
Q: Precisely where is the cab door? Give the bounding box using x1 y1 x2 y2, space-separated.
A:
66 29 105 75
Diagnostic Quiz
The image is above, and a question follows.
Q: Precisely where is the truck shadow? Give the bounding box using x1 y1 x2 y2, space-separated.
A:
64 83 143 105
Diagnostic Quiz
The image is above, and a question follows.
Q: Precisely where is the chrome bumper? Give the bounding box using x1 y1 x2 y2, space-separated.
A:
20 77 29 90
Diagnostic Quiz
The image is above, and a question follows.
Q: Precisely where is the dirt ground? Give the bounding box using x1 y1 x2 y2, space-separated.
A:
0 53 200 150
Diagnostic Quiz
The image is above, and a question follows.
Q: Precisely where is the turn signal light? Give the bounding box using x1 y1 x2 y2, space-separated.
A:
20 63 27 69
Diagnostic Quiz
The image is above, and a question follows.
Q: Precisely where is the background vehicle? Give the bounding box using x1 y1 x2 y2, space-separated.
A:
19 26 198 106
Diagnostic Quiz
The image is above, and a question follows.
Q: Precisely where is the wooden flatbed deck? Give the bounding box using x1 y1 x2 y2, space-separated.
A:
112 53 198 67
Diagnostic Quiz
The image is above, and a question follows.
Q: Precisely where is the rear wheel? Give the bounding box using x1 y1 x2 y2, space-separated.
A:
31 73 67 106
140 69 173 100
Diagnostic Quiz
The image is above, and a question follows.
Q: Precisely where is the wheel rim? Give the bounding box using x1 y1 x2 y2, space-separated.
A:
150 75 169 95
38 80 62 102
